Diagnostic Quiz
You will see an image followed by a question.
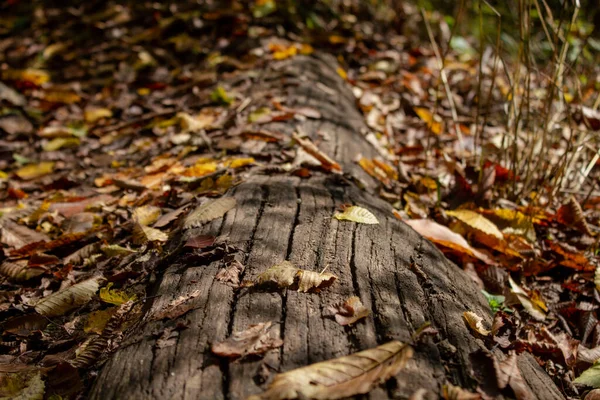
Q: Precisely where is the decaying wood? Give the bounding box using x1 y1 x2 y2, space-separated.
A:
90 55 564 400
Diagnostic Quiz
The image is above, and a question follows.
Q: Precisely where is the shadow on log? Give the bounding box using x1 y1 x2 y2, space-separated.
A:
90 55 564 400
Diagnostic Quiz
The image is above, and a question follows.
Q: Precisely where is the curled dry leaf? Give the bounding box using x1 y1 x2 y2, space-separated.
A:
463 311 491 336
556 195 593 236
442 382 481 400
0 219 49 248
183 197 236 229
254 261 337 292
508 276 546 321
149 289 202 321
132 205 161 226
446 210 504 240
211 321 283 359
247 340 413 400
132 223 168 244
215 260 245 286
35 276 104 317
404 219 495 265
334 206 379 225
331 296 370 326
292 131 341 173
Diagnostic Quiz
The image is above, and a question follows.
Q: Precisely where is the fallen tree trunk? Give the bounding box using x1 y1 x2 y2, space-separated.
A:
90 54 564 400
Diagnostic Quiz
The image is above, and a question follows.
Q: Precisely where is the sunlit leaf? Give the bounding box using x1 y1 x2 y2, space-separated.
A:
132 223 168 244
101 244 137 258
446 210 503 239
0 370 45 400
35 276 104 317
247 341 413 400
414 107 443 134
15 161 55 180
404 219 495 265
183 197 236 229
212 321 282 359
292 132 342 172
2 68 50 86
253 261 337 292
84 107 113 123
331 296 370 326
149 289 201 320
210 86 233 105
43 137 80 151
556 195 594 236
334 206 379 224
252 0 276 18
575 362 600 388
463 311 491 336
225 157 255 169
132 205 161 226
508 276 546 321
99 283 137 305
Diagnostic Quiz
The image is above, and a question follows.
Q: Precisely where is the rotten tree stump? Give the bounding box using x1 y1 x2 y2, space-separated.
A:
90 55 564 400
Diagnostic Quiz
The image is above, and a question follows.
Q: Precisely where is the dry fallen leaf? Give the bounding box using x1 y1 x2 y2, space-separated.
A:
446 210 504 240
35 276 104 317
330 296 370 326
442 382 481 399
292 131 341 173
0 260 46 282
508 276 546 321
496 353 534 400
254 261 337 292
211 321 283 359
334 206 379 224
463 311 491 336
183 197 236 229
404 219 495 265
15 161 55 180
556 195 594 236
247 340 413 400
150 289 202 320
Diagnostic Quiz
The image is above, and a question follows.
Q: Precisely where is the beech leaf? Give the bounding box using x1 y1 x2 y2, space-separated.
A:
247 340 413 400
35 276 104 317
334 206 379 225
183 197 236 229
331 296 370 326
254 261 337 292
575 361 600 388
99 283 137 305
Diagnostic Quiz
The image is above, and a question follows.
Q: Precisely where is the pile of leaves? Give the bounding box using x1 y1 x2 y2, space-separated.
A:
0 0 600 399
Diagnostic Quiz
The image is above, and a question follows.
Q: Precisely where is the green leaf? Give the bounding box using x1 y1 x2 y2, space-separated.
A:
210 86 233 105
574 361 600 388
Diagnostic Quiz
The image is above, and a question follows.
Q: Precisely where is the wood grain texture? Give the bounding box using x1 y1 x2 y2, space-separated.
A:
90 55 563 400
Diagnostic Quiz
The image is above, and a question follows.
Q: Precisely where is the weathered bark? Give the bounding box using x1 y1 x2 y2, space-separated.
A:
90 55 563 400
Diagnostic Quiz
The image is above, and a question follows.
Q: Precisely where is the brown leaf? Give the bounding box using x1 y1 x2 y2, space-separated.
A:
292 131 341 173
183 197 236 229
556 195 593 236
247 340 413 400
497 353 534 400
211 321 282 359
0 219 49 248
34 276 104 317
442 382 481 399
215 260 245 286
254 261 337 292
150 289 202 320
0 260 46 282
331 296 370 326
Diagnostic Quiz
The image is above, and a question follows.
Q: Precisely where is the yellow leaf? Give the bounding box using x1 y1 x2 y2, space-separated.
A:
42 90 81 104
16 162 55 180
334 206 379 224
183 161 218 177
84 107 113 123
273 45 298 60
3 68 50 85
132 223 168 244
446 209 503 240
247 341 413 400
132 205 162 226
210 86 233 105
43 137 80 151
84 307 117 334
336 67 348 80
225 157 255 169
414 107 443 135
508 276 546 321
463 311 491 336
328 35 346 44
484 208 536 242
99 283 137 305
299 44 314 55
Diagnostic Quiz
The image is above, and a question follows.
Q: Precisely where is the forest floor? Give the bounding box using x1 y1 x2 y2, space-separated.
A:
0 1 599 399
